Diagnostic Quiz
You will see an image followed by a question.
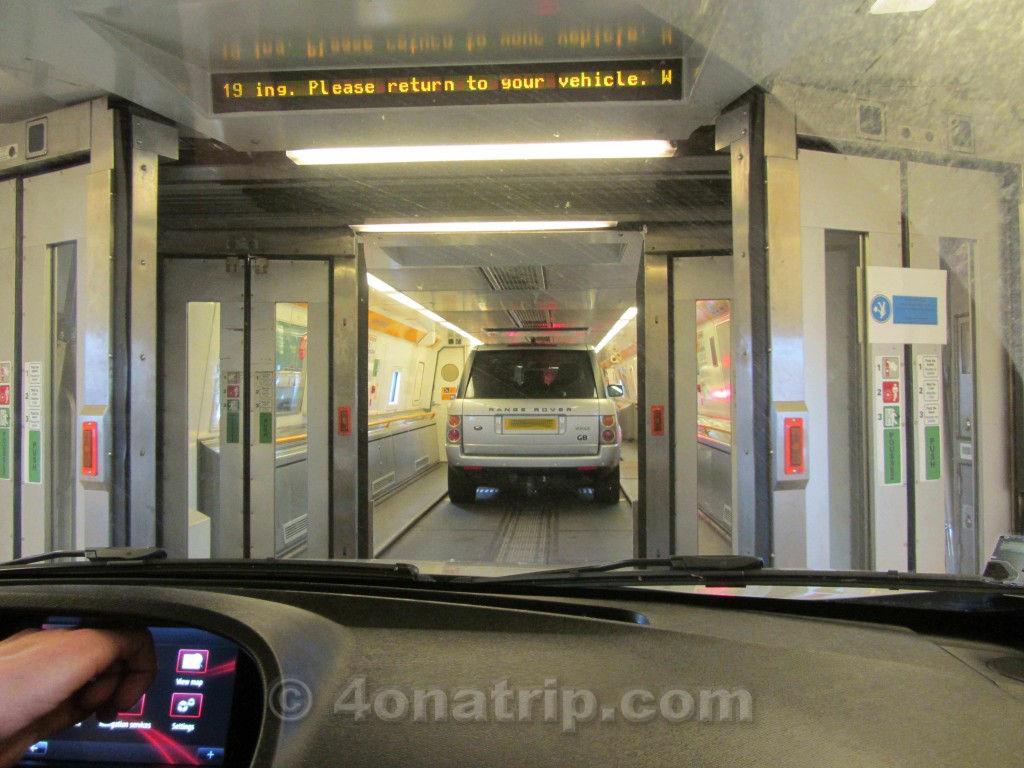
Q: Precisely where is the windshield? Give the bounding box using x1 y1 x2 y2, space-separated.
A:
0 0 1022 585
464 349 599 399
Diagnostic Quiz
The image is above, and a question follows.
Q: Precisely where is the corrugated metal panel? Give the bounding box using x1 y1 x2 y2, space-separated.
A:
481 265 545 291
507 309 550 328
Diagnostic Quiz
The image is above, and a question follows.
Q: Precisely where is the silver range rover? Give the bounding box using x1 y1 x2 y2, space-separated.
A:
445 344 623 503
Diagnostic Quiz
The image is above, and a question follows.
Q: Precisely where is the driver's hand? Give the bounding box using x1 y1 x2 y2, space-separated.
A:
0 628 156 768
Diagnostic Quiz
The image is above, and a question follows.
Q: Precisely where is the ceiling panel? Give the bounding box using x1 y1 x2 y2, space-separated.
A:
368 241 629 268
403 288 635 314
158 153 666 343
371 266 494 292
543 264 641 289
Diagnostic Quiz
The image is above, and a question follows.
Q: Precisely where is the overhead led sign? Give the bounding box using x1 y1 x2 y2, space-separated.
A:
211 59 682 113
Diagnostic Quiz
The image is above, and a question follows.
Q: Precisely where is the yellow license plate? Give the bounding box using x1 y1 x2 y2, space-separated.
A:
504 417 557 431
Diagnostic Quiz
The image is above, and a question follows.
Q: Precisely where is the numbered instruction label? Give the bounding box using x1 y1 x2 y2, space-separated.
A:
254 371 274 444
874 356 904 486
0 361 10 480
24 362 43 484
224 372 241 444
916 355 942 482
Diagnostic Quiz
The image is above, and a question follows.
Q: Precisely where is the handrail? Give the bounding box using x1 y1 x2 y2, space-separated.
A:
697 433 732 450
368 411 436 428
271 411 436 446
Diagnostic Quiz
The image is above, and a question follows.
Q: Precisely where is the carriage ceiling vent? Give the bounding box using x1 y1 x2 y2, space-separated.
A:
507 309 552 328
480 265 546 292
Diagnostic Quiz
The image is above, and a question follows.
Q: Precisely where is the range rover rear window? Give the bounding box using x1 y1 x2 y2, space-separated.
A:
464 350 598 399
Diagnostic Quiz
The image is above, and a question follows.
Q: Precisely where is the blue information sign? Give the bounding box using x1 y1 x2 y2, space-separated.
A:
892 295 938 326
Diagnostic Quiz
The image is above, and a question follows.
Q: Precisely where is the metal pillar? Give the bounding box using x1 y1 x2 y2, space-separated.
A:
715 93 773 563
1010 169 1024 535
111 113 177 547
637 251 673 557
0 180 14 559
332 242 369 559
762 97 808 568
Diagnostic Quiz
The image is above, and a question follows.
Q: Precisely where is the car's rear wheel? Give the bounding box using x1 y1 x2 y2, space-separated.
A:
448 466 478 503
593 466 621 503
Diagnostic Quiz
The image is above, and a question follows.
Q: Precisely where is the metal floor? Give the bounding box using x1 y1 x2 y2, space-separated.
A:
379 483 634 565
374 441 732 565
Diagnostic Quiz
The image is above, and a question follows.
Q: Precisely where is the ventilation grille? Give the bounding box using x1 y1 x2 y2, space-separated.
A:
282 514 308 544
508 309 551 328
372 472 397 495
481 265 546 291
414 455 431 471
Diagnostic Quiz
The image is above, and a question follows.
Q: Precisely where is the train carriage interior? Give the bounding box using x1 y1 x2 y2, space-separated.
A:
1 1 1024 766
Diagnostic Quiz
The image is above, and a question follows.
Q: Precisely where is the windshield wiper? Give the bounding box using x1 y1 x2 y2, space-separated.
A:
455 560 1024 595
458 555 764 583
2 547 169 566
0 552 427 582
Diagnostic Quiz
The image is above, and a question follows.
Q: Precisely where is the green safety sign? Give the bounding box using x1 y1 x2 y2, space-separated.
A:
883 428 901 484
226 411 240 444
27 429 42 484
0 414 9 481
883 406 900 428
925 426 941 481
259 412 273 444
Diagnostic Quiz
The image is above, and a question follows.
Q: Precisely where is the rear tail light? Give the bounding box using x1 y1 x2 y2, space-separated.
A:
448 415 461 427
602 415 616 427
447 428 461 442
601 429 616 443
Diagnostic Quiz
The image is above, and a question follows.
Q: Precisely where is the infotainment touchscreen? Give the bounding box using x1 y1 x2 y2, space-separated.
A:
21 625 240 766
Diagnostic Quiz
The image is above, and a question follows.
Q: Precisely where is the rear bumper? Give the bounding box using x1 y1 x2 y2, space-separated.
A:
446 444 620 470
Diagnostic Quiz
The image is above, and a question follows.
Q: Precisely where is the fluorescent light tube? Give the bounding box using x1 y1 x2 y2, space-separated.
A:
418 309 445 323
594 307 638 352
368 273 479 345
869 0 936 13
366 273 395 292
352 220 617 234
287 140 674 165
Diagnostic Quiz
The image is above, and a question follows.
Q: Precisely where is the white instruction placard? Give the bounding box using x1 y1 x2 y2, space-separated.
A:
866 267 948 346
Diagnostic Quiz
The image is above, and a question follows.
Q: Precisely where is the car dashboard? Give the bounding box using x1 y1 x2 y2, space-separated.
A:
4 567 1024 767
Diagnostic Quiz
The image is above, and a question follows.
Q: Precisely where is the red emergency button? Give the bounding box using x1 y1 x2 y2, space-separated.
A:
784 418 805 475
82 421 98 477
650 406 665 436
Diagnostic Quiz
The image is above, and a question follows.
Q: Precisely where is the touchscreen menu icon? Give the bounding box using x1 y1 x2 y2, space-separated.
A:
176 649 210 674
170 693 204 719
